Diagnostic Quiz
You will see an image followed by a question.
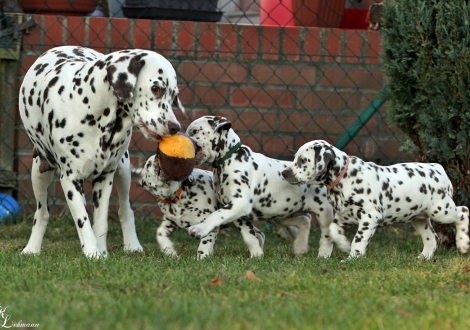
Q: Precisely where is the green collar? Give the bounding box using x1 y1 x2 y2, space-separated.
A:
212 142 242 168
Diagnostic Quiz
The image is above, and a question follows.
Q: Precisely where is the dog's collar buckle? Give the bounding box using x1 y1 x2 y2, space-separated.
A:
326 157 349 190
212 142 242 168
157 186 183 204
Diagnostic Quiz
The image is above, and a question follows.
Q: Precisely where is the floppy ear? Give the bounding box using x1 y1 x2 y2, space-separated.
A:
211 116 232 133
172 95 185 114
315 146 336 177
106 53 146 102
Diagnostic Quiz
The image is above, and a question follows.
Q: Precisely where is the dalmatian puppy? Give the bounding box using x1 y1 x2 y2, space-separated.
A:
134 155 265 259
19 46 183 258
282 139 470 259
185 116 335 257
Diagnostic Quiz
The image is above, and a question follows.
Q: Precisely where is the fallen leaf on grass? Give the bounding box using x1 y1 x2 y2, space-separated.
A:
210 278 223 286
463 265 470 276
455 282 467 289
397 309 411 317
178 244 185 256
246 270 261 281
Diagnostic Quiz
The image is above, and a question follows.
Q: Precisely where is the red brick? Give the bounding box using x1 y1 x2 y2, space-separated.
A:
43 15 64 50
15 155 33 175
219 24 237 58
154 21 174 56
321 68 383 89
22 15 43 51
240 25 259 60
238 133 261 152
177 22 196 57
251 64 316 86
182 61 248 83
196 86 228 106
129 183 157 203
261 26 281 60
230 87 294 109
283 27 301 61
303 27 321 61
298 90 361 112
346 115 379 136
129 132 159 153
88 16 108 52
324 29 342 63
178 85 194 106
365 31 382 64
110 18 130 51
141 205 163 218
261 135 294 157
18 55 39 76
344 30 363 64
15 129 33 149
232 111 278 132
186 108 210 122
133 19 152 49
17 179 34 200
280 112 345 135
65 16 86 46
197 22 217 58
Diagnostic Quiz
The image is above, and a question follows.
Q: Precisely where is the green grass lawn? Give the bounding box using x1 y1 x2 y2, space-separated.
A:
1 217 469 330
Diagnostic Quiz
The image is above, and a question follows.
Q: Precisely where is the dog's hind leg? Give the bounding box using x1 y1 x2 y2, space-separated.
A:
22 156 55 255
411 216 437 259
276 214 311 255
233 220 264 257
91 170 116 256
114 154 143 252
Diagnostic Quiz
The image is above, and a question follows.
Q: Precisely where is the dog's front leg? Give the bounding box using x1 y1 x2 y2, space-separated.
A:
197 228 219 259
61 177 101 258
187 201 252 239
22 157 55 255
156 219 179 257
91 171 116 256
115 156 143 252
233 220 264 257
349 216 378 258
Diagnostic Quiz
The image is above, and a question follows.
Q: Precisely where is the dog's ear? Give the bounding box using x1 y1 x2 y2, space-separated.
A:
211 116 232 133
315 146 336 178
106 53 146 102
172 95 185 114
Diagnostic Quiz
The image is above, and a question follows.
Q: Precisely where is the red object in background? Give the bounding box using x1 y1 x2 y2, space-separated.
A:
339 9 369 30
259 0 294 26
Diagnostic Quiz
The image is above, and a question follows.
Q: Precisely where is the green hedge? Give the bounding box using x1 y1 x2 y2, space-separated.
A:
382 0 470 205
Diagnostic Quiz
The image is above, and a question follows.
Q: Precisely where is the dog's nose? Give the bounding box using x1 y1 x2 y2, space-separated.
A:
168 121 181 135
281 169 288 178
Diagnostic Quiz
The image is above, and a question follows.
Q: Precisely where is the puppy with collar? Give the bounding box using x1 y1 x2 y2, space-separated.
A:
185 116 335 257
282 139 470 259
135 155 265 259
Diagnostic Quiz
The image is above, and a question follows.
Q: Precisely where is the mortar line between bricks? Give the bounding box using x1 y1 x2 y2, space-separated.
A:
62 17 67 46
39 15 45 54
129 19 135 48
106 18 111 54
150 20 156 50
84 17 90 47
215 24 221 59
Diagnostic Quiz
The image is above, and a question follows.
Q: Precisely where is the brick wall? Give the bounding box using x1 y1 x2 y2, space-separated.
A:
14 15 405 219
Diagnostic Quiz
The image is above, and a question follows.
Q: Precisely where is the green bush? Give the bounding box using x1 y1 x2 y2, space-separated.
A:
382 0 470 206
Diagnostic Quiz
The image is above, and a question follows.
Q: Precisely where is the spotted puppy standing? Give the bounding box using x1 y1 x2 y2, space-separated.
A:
19 46 183 258
185 116 334 257
135 155 265 259
282 139 470 259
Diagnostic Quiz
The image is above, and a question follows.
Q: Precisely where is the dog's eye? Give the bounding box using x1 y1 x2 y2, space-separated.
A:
300 158 307 164
151 85 161 96
191 129 199 135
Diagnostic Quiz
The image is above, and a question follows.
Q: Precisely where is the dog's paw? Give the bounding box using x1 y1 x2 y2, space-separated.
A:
83 246 106 259
124 243 144 253
187 223 212 239
21 248 40 256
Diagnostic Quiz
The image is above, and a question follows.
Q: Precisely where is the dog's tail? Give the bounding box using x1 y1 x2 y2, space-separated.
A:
130 166 143 185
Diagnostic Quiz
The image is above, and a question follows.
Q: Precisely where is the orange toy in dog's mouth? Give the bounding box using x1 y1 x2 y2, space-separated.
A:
157 132 197 181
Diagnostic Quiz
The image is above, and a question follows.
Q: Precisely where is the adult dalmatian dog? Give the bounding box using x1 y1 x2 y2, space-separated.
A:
135 155 265 259
282 139 470 259
19 46 183 258
185 116 335 257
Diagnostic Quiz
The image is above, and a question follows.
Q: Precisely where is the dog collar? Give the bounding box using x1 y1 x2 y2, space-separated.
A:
326 157 349 190
212 142 242 168
157 186 183 204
